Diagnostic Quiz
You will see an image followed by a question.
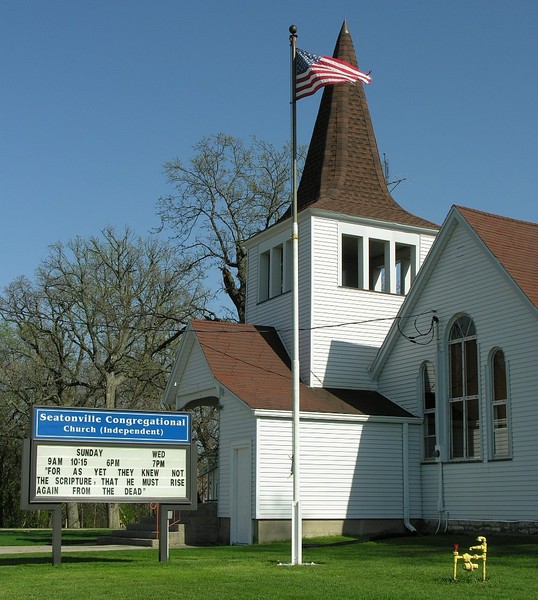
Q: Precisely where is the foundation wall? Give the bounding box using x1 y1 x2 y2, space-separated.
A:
421 519 538 536
253 518 407 543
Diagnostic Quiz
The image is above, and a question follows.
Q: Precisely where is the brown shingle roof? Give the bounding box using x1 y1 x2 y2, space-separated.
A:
189 320 413 417
295 21 437 230
456 205 538 309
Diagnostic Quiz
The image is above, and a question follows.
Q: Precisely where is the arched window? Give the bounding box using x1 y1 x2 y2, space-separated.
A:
448 315 480 459
491 349 510 458
422 362 436 460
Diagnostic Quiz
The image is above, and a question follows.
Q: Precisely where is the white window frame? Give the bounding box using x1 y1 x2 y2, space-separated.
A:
257 234 292 302
448 314 481 461
421 361 437 461
488 348 511 460
338 223 418 295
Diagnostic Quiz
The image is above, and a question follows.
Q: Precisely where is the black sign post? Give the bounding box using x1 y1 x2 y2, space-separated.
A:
20 439 62 565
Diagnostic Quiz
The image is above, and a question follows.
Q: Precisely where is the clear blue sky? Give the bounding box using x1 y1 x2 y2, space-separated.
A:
2 0 537 292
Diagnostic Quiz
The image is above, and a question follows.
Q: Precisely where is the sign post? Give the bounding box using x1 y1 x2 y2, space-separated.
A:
20 439 62 565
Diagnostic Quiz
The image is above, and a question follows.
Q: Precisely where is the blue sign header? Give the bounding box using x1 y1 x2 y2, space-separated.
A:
33 407 191 444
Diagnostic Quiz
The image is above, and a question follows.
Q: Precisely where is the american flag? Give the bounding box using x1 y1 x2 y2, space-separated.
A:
295 48 371 100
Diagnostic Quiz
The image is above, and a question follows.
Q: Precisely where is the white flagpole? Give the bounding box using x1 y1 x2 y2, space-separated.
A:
289 24 302 566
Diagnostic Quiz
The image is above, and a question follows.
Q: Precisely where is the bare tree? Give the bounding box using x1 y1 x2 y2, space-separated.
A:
0 227 211 528
157 134 306 322
190 405 219 502
0 324 35 526
0 294 91 528
0 277 94 405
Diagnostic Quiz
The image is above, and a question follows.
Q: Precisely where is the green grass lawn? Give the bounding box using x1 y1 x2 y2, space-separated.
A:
1 532 537 600
0 528 110 546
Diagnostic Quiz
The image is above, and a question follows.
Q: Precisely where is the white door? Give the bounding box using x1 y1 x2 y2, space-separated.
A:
231 444 252 544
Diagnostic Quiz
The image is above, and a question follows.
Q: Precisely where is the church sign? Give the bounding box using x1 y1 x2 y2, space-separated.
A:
27 406 195 504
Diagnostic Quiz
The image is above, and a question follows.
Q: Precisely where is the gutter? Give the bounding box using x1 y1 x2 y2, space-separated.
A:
253 409 422 425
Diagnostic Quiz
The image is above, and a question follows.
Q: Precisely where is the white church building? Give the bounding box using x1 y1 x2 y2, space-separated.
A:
162 22 538 544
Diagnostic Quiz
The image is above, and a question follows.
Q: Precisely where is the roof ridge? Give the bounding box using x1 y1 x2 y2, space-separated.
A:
456 204 538 227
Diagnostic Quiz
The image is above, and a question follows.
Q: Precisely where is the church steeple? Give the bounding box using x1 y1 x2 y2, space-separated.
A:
297 21 436 230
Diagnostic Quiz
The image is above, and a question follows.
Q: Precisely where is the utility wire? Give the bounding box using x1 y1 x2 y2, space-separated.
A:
190 310 437 336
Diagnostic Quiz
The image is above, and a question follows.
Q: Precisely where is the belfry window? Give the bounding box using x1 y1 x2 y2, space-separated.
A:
341 233 416 295
341 234 363 288
396 243 413 295
258 240 292 302
368 239 388 292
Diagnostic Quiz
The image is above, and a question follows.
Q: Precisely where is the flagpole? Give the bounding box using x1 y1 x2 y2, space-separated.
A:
289 23 302 566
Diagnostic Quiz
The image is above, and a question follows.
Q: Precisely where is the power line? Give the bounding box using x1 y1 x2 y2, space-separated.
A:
190 310 437 336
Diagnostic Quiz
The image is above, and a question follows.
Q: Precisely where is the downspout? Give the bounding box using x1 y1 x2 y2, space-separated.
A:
432 314 446 533
435 456 446 534
402 422 416 532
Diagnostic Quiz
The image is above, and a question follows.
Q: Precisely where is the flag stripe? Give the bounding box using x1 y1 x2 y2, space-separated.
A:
295 49 371 100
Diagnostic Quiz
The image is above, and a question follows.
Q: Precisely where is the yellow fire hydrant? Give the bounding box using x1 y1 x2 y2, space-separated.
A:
453 536 487 581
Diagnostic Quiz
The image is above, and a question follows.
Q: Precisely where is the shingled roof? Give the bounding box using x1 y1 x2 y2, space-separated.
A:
457 205 538 309
188 320 413 417
295 21 437 230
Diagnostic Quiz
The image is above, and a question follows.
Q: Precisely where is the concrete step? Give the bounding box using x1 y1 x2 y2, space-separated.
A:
97 505 219 547
179 502 219 545
125 521 181 532
97 535 156 547
108 529 158 540
97 530 185 548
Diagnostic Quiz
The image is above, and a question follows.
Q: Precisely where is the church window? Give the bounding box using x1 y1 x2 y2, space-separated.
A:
448 315 480 459
368 239 388 292
341 234 363 288
258 240 292 302
340 232 416 295
396 243 414 295
490 349 510 458
422 361 436 460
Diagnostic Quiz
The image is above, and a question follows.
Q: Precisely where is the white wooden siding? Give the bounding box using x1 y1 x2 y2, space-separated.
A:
309 216 429 388
245 219 312 383
256 415 420 520
245 213 435 389
244 242 259 323
175 337 216 401
421 459 538 521
419 234 435 264
218 396 256 518
379 220 538 522
311 288 404 388
407 424 423 518
420 464 440 519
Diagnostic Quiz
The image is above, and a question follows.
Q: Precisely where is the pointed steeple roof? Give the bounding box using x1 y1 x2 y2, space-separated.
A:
297 21 437 230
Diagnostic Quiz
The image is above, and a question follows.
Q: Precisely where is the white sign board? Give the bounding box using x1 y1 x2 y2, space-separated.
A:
32 444 188 503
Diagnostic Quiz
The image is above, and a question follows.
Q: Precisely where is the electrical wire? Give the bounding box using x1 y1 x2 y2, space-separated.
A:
396 310 437 346
190 309 438 336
